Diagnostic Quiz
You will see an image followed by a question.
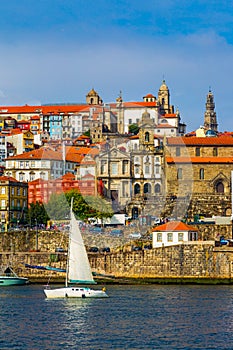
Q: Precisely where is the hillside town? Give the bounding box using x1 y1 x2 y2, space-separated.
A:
0 80 233 284
0 80 231 234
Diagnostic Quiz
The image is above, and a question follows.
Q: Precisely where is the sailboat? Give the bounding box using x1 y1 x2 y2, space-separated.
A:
44 199 108 298
0 266 29 286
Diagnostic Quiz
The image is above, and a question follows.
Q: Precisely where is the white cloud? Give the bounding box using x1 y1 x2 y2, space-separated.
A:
0 31 232 131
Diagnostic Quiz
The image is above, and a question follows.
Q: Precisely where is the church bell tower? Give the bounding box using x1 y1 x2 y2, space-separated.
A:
204 89 218 132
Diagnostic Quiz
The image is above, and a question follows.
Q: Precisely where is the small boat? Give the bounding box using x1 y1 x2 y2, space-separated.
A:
0 266 29 286
44 198 108 298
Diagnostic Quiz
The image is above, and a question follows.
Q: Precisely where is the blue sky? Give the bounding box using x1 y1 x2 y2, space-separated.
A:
0 0 233 131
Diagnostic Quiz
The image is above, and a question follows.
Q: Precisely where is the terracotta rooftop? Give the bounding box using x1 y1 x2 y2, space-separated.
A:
167 136 233 146
166 156 233 164
0 175 19 182
153 221 198 231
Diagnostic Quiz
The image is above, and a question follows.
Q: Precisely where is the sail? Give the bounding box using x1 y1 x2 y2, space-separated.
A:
68 211 96 284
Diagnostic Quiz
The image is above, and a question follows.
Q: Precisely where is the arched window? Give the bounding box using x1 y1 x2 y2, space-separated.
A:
29 172 35 182
145 132 150 142
134 183 140 195
216 181 224 193
40 172 46 180
19 172 25 182
155 183 161 193
144 183 151 194
199 168 204 180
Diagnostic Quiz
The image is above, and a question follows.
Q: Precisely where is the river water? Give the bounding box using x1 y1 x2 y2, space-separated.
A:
1 284 233 349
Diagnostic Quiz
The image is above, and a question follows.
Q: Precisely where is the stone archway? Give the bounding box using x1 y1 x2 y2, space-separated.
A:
216 181 224 193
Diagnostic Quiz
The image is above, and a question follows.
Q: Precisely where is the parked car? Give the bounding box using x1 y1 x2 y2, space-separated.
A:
89 227 103 233
55 247 66 253
89 247 99 253
220 236 229 245
132 246 142 251
101 247 111 253
144 244 152 250
129 232 142 239
110 229 123 236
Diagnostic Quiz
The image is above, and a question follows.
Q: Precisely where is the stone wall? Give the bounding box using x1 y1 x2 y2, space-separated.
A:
1 226 233 283
2 242 233 282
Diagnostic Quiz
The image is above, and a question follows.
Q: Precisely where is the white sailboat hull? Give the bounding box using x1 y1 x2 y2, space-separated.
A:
44 286 108 298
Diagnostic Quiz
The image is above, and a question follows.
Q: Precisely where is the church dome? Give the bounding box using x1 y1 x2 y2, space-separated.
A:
206 129 217 137
142 109 150 120
87 88 98 96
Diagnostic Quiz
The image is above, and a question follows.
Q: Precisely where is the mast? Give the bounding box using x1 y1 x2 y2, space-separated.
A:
65 197 73 287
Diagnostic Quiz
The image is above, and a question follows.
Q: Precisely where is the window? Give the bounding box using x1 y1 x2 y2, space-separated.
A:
122 181 128 197
128 119 132 125
1 187 5 195
177 168 183 179
122 160 128 174
195 147 200 156
111 163 118 175
145 165 150 174
144 183 151 194
11 187 14 195
200 168 204 180
178 232 184 241
157 232 162 242
167 232 173 242
216 181 224 193
155 165 160 174
29 172 35 181
1 199 5 209
145 132 150 142
176 147 180 156
40 172 46 180
213 147 218 156
155 184 161 193
100 160 106 174
135 165 140 174
17 188 20 195
134 183 140 195
19 172 25 182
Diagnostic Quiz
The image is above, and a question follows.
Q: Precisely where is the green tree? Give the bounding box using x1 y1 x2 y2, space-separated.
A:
45 189 114 222
44 193 70 221
128 123 139 135
27 201 50 226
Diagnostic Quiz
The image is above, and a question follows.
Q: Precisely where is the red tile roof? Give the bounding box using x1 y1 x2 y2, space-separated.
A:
0 175 19 182
163 113 176 118
153 221 198 231
143 93 156 98
0 104 90 115
6 146 63 161
166 156 233 164
167 136 233 146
